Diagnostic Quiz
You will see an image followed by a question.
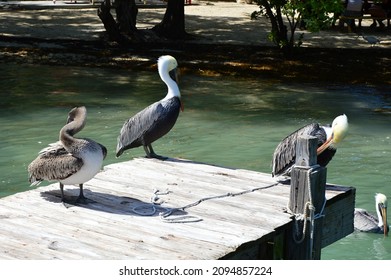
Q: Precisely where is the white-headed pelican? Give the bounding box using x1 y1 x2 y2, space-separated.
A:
28 106 107 205
116 55 183 159
355 193 388 236
272 114 349 177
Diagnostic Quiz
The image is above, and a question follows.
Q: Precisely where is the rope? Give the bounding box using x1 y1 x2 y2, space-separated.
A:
306 167 315 257
159 182 279 223
287 166 326 259
132 205 157 216
131 182 280 223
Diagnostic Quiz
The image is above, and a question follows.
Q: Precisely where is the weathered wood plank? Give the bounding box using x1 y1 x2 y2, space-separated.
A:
321 186 356 248
0 157 354 259
286 136 327 260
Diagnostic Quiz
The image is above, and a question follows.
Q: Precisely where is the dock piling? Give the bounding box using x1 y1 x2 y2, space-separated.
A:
287 136 327 259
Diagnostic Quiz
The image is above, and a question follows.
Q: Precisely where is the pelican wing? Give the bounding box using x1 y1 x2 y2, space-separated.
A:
98 143 108 160
28 143 83 186
116 97 180 157
38 141 64 155
354 208 380 233
272 123 326 177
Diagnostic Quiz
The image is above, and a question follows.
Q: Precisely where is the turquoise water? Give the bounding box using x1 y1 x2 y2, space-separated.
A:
1 63 390 259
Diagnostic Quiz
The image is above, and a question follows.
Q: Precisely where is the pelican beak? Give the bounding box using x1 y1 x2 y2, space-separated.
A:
381 206 388 236
169 68 184 112
169 68 178 84
317 134 333 155
318 114 348 155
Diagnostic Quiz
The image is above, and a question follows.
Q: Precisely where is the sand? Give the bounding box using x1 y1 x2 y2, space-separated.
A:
1 0 390 84
1 0 391 48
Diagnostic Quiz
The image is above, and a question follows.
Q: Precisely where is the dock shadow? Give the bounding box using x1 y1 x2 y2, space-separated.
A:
40 189 190 219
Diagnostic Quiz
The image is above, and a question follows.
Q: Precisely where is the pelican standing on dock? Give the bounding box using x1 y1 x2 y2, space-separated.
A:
28 106 107 205
272 114 349 177
354 193 388 236
116 55 183 159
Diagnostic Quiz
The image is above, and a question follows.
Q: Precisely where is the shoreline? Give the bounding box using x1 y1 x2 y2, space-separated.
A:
1 1 391 85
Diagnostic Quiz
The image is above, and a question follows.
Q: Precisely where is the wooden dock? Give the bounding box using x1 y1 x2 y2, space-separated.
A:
0 157 355 260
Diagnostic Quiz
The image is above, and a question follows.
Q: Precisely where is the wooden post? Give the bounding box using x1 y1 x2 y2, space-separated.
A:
286 136 327 260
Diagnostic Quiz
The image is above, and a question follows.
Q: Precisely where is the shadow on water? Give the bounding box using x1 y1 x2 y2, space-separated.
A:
2 63 391 122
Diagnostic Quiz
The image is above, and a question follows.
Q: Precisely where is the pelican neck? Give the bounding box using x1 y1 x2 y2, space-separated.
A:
159 70 180 100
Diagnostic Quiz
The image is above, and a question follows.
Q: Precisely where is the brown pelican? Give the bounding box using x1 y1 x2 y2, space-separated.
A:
354 193 388 236
116 55 183 159
28 106 107 205
272 114 349 177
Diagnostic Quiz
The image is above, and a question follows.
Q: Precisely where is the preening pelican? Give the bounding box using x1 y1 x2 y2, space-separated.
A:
116 55 183 159
272 114 349 177
354 193 388 236
28 106 107 205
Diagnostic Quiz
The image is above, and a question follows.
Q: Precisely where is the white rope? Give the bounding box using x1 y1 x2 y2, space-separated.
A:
159 182 280 223
287 166 327 259
131 182 280 223
306 167 315 258
288 168 314 245
132 205 157 216
150 188 171 205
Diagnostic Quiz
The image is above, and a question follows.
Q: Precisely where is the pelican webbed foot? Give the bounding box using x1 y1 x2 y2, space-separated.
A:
59 183 95 208
61 196 95 208
144 144 168 160
75 184 96 205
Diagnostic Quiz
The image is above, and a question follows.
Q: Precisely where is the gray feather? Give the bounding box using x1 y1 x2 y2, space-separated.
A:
28 142 83 186
354 208 381 233
272 123 326 177
116 97 180 157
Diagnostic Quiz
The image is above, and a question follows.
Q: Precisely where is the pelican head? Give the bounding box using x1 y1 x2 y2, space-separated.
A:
158 55 179 85
63 106 87 136
158 55 183 111
375 193 388 236
331 114 349 144
317 114 349 154
66 106 86 123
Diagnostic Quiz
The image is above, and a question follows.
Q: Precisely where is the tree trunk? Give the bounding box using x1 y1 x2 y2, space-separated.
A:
98 0 138 43
259 0 288 49
98 0 123 42
115 0 138 34
152 0 187 39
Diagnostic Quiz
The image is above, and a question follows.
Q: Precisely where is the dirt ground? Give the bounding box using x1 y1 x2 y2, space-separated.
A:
1 0 391 84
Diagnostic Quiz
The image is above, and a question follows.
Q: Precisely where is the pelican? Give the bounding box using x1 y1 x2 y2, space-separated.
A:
354 193 388 236
272 114 349 177
116 55 183 159
28 106 107 206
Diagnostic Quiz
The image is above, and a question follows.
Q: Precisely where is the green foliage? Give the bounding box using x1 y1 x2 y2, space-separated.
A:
298 0 344 31
253 0 344 51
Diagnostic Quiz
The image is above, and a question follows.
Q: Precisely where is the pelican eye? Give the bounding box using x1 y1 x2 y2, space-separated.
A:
378 203 386 211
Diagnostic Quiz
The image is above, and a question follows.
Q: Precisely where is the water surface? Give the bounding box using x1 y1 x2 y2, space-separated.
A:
1 63 390 260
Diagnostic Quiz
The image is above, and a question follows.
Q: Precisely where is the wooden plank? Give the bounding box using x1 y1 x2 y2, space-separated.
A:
286 136 326 260
321 185 356 248
0 157 353 260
